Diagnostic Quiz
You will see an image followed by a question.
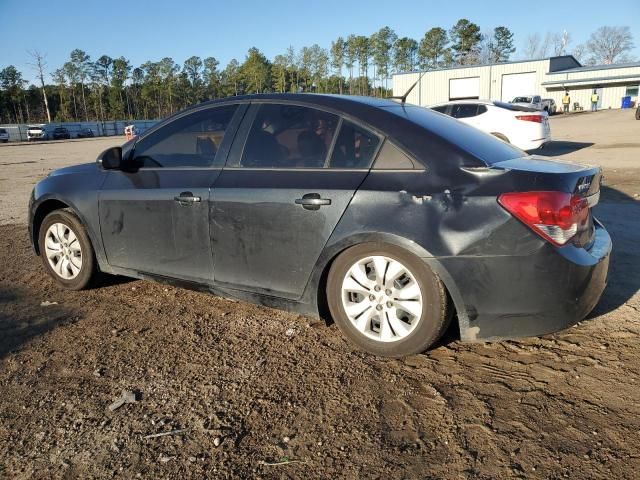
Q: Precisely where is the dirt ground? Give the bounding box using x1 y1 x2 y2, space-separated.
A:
0 109 639 479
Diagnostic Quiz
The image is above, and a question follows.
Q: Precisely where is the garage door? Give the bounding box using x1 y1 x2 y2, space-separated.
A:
449 77 480 100
501 72 536 102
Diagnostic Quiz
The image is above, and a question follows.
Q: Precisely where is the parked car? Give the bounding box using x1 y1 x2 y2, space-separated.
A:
429 100 551 150
0 128 8 143
28 94 610 357
510 95 550 111
76 128 94 138
52 127 71 140
27 125 47 141
542 98 557 114
636 103 640 120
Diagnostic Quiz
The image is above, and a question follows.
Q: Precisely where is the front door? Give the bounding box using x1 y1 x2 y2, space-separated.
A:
211 102 382 299
98 103 244 282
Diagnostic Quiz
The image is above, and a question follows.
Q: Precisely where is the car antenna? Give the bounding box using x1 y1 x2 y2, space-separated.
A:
391 70 426 104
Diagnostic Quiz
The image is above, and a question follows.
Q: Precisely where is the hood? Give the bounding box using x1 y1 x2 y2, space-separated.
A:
48 162 98 177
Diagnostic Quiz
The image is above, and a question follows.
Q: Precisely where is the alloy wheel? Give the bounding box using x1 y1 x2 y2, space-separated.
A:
341 255 423 343
44 222 83 280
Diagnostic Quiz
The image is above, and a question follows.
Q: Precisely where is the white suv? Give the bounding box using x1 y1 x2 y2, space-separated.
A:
27 125 47 141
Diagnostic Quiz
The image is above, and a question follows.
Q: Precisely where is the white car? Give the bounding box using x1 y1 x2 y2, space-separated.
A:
429 100 551 151
27 125 47 141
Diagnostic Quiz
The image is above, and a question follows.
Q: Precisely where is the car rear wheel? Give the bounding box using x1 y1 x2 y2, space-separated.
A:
327 243 450 357
38 210 96 290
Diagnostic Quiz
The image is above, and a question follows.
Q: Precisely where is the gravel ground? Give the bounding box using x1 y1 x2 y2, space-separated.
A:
0 109 639 479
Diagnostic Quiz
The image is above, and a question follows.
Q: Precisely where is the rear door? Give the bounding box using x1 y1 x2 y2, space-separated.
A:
99 103 245 282
211 102 382 299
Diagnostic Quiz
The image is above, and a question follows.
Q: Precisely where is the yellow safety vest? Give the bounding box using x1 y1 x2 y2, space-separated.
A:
591 94 599 103
562 96 570 104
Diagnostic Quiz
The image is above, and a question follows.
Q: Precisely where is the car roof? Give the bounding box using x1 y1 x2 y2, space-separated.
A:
139 93 524 170
428 100 495 108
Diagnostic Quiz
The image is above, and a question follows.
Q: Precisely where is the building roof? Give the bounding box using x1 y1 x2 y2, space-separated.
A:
547 61 640 74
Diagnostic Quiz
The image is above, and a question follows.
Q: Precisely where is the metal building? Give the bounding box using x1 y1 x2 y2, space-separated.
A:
392 55 640 111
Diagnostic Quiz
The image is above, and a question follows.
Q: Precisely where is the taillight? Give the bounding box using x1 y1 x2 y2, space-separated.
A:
515 114 543 123
498 191 589 245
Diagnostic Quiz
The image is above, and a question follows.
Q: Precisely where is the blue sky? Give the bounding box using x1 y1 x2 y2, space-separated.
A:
1 0 638 84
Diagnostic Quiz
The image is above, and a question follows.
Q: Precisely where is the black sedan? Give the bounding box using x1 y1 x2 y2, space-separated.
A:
28 94 611 357
52 127 71 140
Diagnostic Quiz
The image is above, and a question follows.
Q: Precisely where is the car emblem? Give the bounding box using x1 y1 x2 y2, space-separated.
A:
576 177 592 193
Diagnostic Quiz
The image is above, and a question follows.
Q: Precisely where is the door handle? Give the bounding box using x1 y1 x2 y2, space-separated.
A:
295 193 331 210
174 191 201 205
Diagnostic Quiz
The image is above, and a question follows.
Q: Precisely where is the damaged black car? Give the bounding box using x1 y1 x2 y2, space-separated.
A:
28 94 611 357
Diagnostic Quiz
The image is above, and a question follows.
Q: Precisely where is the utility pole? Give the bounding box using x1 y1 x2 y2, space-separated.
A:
28 50 52 123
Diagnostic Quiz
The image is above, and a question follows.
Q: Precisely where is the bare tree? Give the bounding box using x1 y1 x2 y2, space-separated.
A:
572 43 588 63
552 31 571 56
587 26 635 64
27 50 52 123
523 34 541 59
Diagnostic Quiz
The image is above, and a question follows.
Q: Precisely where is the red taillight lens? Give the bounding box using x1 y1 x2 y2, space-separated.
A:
515 114 543 123
498 191 589 245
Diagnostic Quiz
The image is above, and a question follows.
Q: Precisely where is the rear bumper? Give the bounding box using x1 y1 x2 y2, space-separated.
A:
438 220 611 341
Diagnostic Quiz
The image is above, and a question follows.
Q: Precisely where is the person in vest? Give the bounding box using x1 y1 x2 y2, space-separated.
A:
562 91 571 113
591 90 599 112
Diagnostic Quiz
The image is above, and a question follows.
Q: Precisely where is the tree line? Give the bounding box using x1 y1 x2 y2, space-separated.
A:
0 22 634 125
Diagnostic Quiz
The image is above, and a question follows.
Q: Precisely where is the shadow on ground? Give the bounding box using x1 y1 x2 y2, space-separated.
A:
0 286 78 359
531 140 594 157
587 186 640 317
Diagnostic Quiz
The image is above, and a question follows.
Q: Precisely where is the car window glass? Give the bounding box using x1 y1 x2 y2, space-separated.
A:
134 105 238 168
431 105 448 114
451 104 478 118
329 120 380 169
477 105 487 115
241 104 338 168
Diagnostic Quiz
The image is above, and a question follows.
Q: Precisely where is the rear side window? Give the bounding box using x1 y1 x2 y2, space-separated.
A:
451 104 479 118
241 104 338 168
134 105 238 168
431 105 448 114
328 121 380 169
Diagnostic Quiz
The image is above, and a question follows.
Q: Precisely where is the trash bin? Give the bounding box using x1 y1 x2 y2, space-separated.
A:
621 96 632 108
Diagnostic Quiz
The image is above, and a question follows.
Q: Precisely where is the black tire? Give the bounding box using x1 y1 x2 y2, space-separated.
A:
38 210 96 290
326 242 450 357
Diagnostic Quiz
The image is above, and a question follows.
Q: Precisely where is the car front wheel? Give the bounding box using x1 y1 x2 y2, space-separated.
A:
38 210 96 290
327 243 450 357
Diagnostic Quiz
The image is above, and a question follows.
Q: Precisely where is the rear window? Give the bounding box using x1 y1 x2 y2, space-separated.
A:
385 105 525 165
0 129 6 133
512 97 532 103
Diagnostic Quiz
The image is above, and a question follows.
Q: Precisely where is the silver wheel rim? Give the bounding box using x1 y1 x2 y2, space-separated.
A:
44 222 82 280
341 255 423 343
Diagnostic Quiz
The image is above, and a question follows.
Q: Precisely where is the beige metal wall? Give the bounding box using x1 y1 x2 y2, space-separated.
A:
392 60 550 106
393 60 639 110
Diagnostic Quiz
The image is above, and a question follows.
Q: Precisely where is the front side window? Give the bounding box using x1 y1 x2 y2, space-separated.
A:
451 104 479 118
134 105 238 168
241 104 338 168
329 121 380 169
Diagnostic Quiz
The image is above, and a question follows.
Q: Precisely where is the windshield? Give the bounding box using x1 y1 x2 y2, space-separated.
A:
512 97 532 103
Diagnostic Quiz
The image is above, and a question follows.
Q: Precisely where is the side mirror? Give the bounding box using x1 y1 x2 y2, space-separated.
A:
97 146 122 170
